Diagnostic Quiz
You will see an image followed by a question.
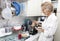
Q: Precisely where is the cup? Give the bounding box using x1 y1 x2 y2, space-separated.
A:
18 33 22 39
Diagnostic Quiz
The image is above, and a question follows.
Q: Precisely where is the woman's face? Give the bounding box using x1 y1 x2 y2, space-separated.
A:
42 7 51 16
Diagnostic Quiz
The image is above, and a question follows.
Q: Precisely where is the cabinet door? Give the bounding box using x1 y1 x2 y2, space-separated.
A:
25 0 42 16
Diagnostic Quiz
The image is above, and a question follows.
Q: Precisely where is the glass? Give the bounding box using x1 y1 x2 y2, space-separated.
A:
5 27 12 33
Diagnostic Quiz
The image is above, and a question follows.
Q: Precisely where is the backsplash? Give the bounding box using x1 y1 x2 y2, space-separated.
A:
0 14 37 28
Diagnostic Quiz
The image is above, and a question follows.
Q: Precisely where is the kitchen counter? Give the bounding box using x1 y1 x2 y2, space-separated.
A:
25 33 40 41
0 32 40 41
0 33 28 41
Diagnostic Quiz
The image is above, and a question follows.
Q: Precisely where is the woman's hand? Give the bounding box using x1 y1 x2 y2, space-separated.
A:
35 27 44 32
31 20 38 28
31 22 35 27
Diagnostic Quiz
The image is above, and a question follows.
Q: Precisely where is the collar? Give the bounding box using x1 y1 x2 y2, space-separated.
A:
47 13 55 20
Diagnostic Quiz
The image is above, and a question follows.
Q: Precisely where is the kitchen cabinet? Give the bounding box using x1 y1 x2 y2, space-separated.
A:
11 0 42 16
25 0 42 16
11 0 53 16
24 0 51 16
11 0 57 16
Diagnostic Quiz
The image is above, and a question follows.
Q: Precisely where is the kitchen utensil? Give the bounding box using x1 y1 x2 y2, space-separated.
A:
1 0 12 20
12 2 21 16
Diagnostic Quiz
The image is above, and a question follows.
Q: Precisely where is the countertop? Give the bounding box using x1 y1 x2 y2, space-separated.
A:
0 33 27 41
25 33 40 41
0 32 40 41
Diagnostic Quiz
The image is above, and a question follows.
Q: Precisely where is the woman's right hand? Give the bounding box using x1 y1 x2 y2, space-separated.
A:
31 20 38 28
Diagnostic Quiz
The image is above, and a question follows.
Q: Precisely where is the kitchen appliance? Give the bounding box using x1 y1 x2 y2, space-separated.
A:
23 19 38 35
23 19 32 31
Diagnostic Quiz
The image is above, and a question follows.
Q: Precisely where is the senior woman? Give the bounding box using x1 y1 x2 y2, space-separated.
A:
31 2 58 41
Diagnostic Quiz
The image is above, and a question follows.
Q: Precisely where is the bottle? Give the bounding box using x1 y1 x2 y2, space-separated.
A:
5 27 12 33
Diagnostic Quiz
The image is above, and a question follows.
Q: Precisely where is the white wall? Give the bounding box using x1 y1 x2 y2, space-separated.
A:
54 13 60 41
54 0 60 41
